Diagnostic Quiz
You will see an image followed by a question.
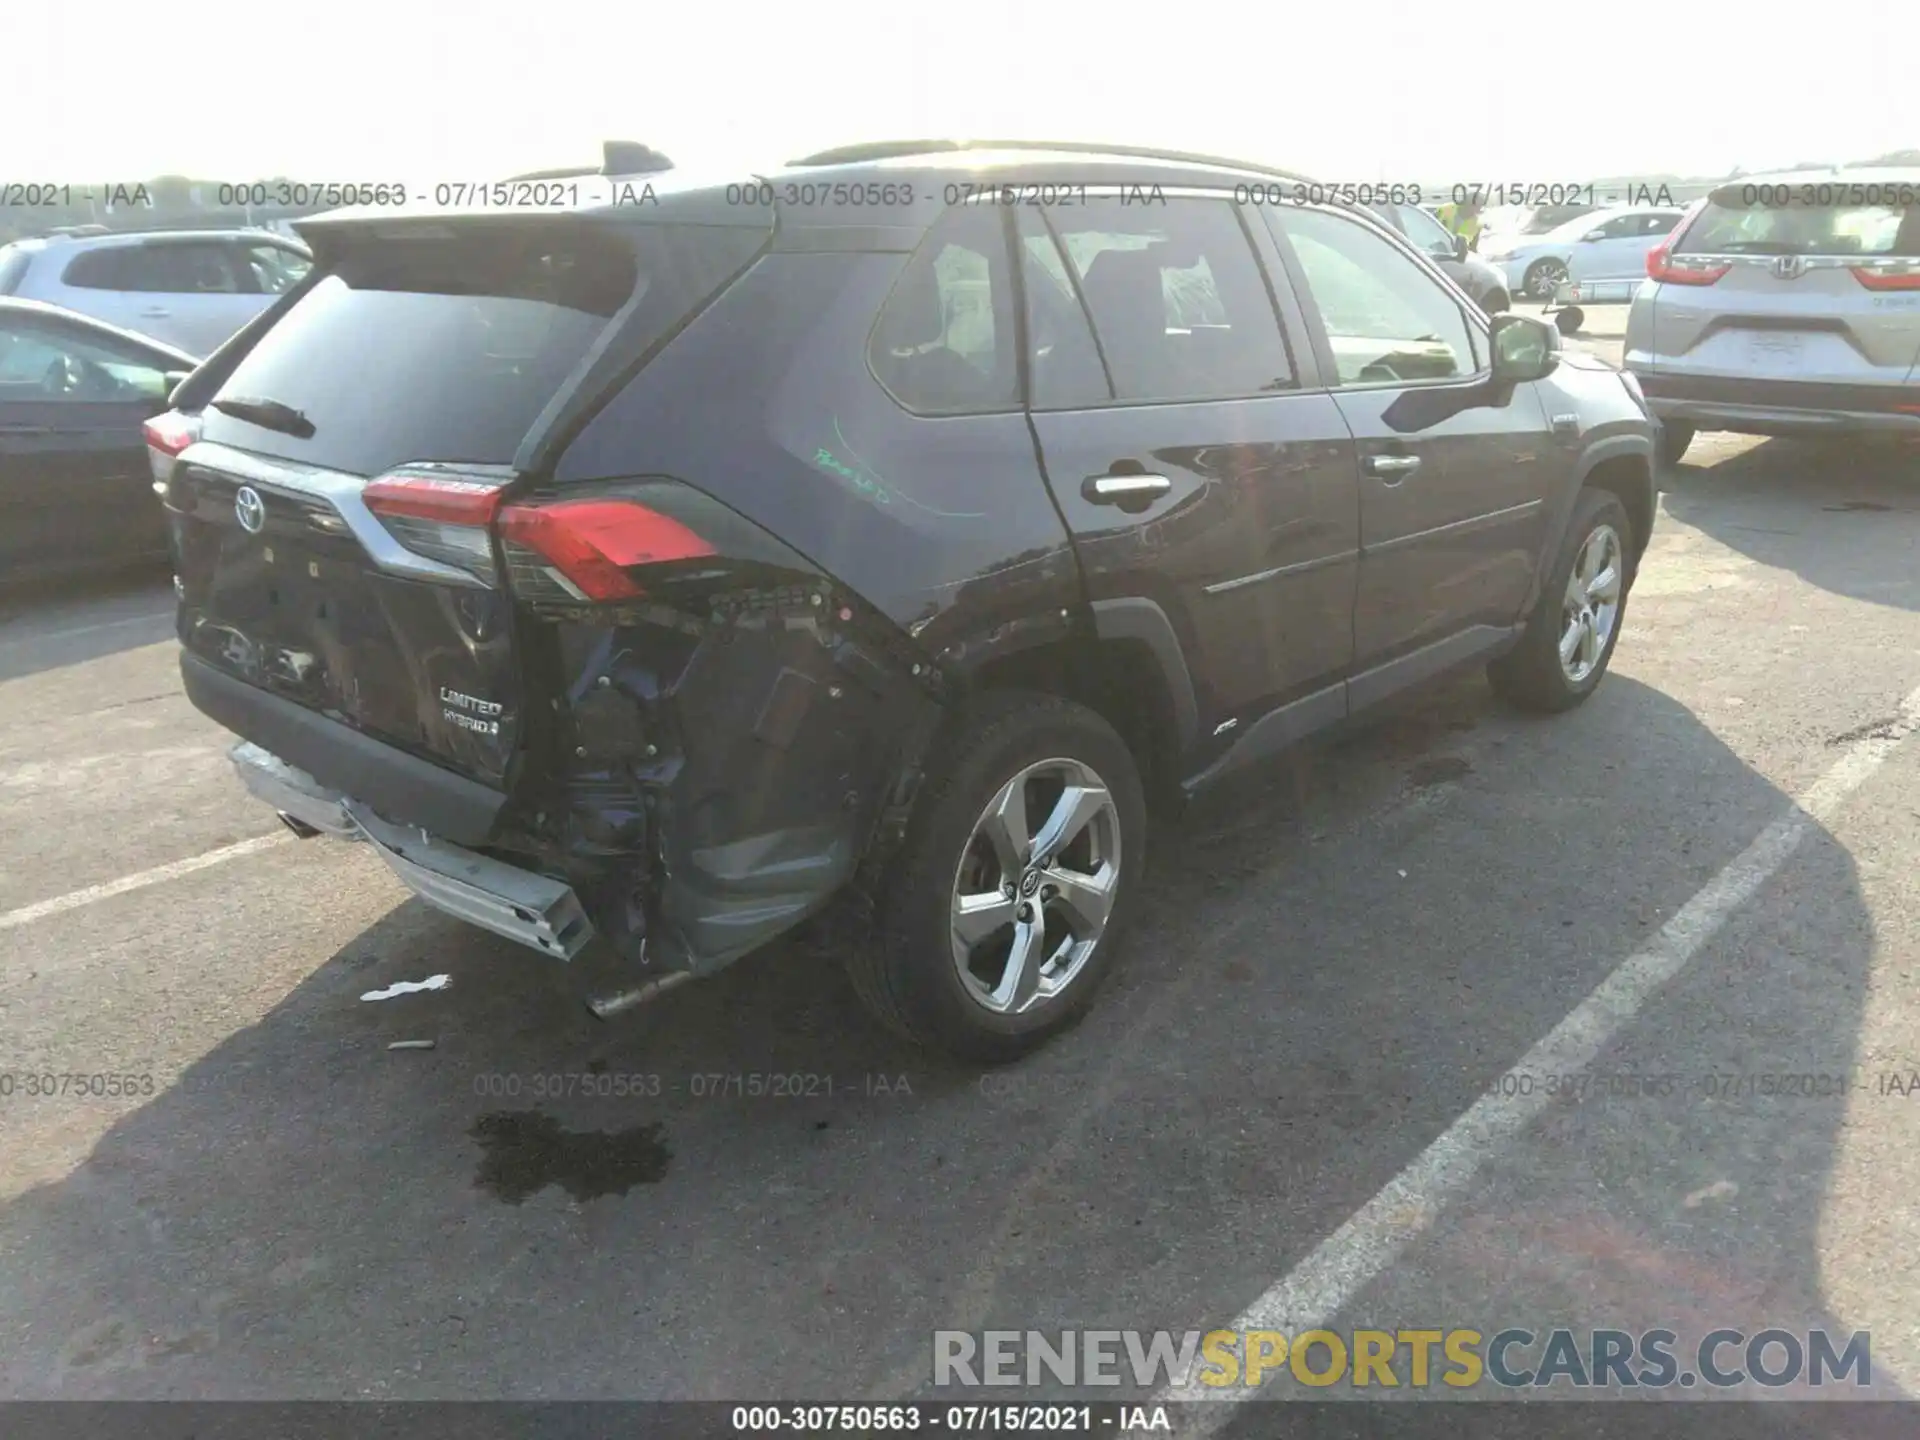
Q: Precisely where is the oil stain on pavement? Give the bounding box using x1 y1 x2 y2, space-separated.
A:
470 1111 672 1203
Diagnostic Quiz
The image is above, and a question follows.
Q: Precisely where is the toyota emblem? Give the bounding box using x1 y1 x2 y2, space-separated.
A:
234 485 266 534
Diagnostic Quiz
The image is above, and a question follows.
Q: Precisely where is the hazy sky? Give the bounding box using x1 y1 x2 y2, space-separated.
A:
6 0 1916 183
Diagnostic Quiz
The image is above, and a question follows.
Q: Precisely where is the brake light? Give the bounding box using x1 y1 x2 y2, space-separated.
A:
499 498 715 602
1647 243 1729 286
143 411 200 491
1850 262 1920 291
363 470 509 583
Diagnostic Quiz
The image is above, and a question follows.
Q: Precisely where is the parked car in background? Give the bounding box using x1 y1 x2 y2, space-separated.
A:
1519 201 1602 235
1367 200 1510 311
1484 207 1687 301
1624 169 1920 465
0 229 312 358
158 140 1653 1061
0 297 197 583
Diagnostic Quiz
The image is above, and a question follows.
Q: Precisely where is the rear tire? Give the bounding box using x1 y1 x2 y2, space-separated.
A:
845 692 1147 1063
1488 489 1635 714
1658 421 1696 468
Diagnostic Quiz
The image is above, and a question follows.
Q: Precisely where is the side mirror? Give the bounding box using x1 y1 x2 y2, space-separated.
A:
1580 229 1608 243
1489 313 1558 384
1452 234 1470 261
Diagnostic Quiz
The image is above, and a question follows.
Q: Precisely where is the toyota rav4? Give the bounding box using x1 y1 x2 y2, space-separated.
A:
159 140 1657 1061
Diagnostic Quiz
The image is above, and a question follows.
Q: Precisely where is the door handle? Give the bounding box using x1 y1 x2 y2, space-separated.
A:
1362 454 1422 480
1083 471 1173 505
138 307 172 318
0 423 51 437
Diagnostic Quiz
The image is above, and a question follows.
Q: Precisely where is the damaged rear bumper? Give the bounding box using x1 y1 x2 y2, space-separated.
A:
232 742 595 960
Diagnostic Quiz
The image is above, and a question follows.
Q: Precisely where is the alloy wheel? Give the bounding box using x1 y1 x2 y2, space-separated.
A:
1560 523 1623 685
1526 259 1568 299
949 757 1122 1015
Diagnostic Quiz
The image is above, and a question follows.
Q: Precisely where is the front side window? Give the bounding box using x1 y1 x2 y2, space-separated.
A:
1044 197 1293 404
868 204 1018 415
1278 207 1479 386
0 320 171 403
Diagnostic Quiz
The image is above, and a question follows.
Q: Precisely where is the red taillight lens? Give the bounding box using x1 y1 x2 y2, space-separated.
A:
143 411 201 491
1850 263 1920 291
143 412 198 457
1647 242 1730 286
499 498 715 602
362 470 509 583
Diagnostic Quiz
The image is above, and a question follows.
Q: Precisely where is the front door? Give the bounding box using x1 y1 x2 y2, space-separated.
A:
1262 203 1559 679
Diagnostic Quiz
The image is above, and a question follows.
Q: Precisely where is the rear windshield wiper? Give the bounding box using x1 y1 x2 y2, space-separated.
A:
210 395 316 438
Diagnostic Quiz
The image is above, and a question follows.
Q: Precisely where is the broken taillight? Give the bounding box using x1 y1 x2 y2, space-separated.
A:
500 498 716 602
361 469 717 600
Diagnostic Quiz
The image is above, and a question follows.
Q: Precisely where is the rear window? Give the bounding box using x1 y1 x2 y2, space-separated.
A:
1679 192 1920 257
200 221 752 476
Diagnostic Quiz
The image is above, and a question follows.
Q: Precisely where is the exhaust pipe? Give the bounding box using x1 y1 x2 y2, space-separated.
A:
584 969 694 1021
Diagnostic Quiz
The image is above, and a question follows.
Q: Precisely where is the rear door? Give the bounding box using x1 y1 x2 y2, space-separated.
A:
0 311 174 575
1644 185 1920 390
105 240 257 356
1264 203 1559 676
1021 193 1361 743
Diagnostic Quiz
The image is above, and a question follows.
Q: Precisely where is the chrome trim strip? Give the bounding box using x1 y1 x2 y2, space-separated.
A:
178 441 497 589
1365 498 1543 556
1203 547 1359 595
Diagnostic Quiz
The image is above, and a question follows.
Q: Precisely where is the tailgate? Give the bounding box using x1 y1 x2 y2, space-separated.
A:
1648 184 1920 384
168 217 645 791
172 448 523 785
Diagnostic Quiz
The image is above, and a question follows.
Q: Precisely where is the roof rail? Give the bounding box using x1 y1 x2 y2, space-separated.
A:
786 138 1319 185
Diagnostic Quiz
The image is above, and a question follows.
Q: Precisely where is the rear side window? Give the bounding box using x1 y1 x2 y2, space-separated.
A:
1015 207 1111 410
868 204 1019 415
1046 197 1294 404
202 221 752 476
68 242 241 293
1679 194 1920 257
61 247 133 290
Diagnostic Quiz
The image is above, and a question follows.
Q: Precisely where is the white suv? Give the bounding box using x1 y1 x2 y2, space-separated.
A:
0 229 312 358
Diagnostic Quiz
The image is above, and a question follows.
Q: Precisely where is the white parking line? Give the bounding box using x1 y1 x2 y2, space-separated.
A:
0 833 291 933
0 611 174 652
1161 683 1920 1422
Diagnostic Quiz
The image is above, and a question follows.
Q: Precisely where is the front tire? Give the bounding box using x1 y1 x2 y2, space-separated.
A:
1523 258 1568 300
846 692 1147 1063
1488 489 1634 714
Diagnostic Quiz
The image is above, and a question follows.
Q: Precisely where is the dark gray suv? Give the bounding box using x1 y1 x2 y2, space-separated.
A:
158 140 1657 1061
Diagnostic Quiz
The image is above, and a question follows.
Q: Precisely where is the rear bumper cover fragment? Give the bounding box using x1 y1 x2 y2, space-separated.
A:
230 741 594 961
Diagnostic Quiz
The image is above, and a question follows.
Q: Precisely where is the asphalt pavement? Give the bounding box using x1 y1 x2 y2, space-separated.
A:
2 346 1918 1431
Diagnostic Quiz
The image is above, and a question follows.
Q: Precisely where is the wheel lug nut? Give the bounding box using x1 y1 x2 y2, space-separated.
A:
1016 903 1034 922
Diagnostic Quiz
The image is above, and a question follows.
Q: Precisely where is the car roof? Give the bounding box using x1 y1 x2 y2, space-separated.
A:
305 139 1330 239
0 294 201 366
1720 165 1920 190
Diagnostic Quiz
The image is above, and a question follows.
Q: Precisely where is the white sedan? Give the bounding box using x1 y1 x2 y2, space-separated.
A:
1483 206 1688 301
